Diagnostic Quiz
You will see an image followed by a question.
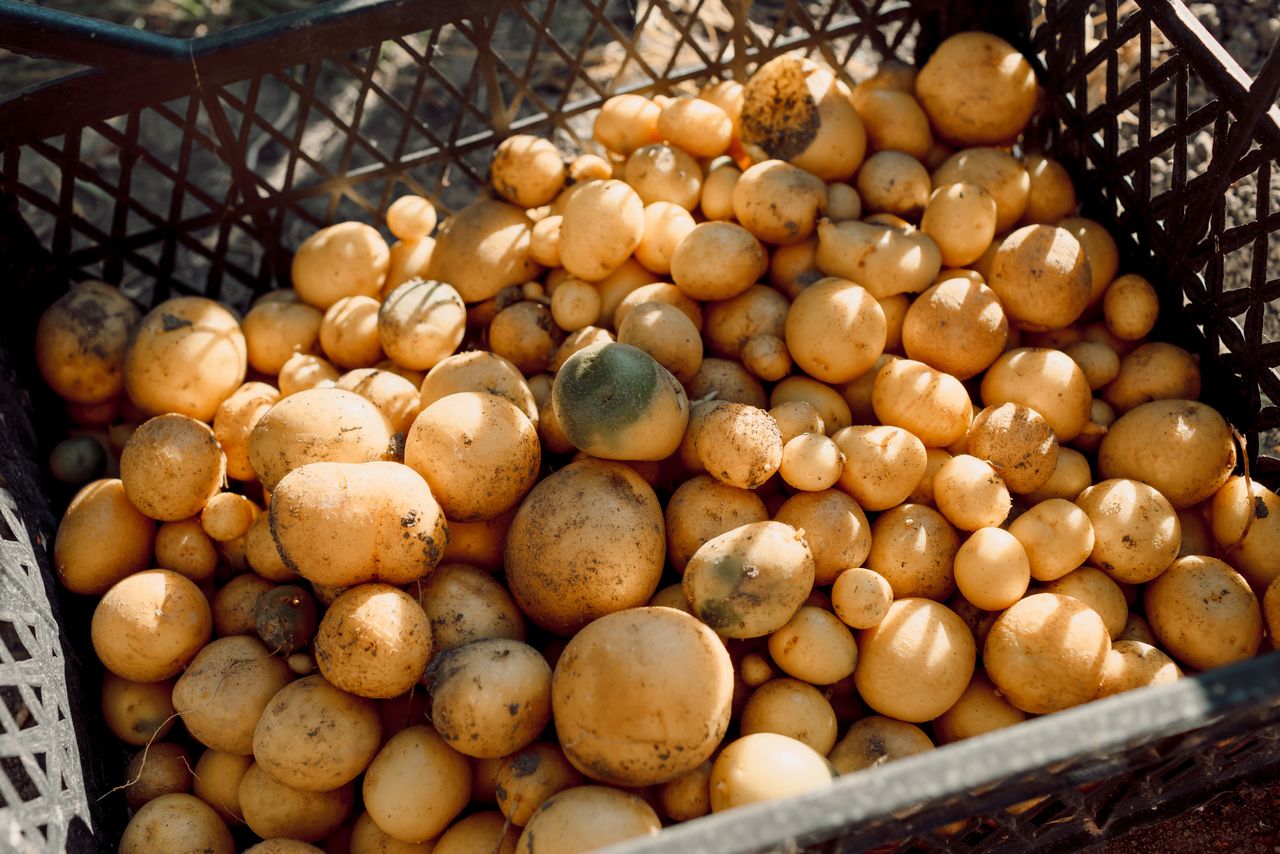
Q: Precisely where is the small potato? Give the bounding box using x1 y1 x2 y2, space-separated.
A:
173 635 293 754
921 182 997 267
1021 154 1078 224
933 672 1026 743
420 350 538 427
428 639 551 759
245 513 296 582
699 164 741 221
967 403 1059 494
823 183 862 221
831 568 894 629
774 489 872 586
383 237 437 296
779 433 844 492
252 674 380 791
495 743 583 827
492 135 565 208
55 478 155 595
376 279 466 371
437 812 520 854
48 434 109 485
1094 640 1181 699
349 810 440 853
594 94 662 155
239 763 353 842
699 79 744 130
671 221 768 301
785 278 886 384
1064 340 1120 390
517 785 661 852
855 151 931 217
200 492 256 543
832 425 927 511
319 295 383 369
489 301 563 375
1104 273 1159 340
1103 342 1201 414
770 375 853 435
683 521 815 638
120 414 226 522
740 679 838 755
102 673 176 746
613 282 703 331
212 573 275 637
828 716 934 775
933 455 1011 531
278 353 339 397
854 598 975 722
696 402 783 489
119 793 233 854
1021 446 1091 505
386 195 437 241
871 358 972 448
908 447 953 506
624 143 702 210
658 761 713 822
413 562 525 652
124 296 247 421
529 215 562 268
37 281 141 404
814 219 942 299
1007 497 1096 582
915 32 1037 145
853 88 932 159
155 518 218 581
192 750 253 824
767 606 857 685
249 388 394 490
732 160 827 245
293 222 390 309
770 400 824 444
315 583 433 698
441 509 514 573
335 368 422 435
1059 217 1119 305
658 97 732 157
254 584 318 656
1145 555 1262 671
1043 567 1128 639
616 301 703 384
984 593 1110 714
709 733 834 811
426 200 540 302
634 203 696 278
988 226 1091 331
93 570 212 682
931 147 1029 232
665 475 768 573
867 504 960 601
769 238 822 299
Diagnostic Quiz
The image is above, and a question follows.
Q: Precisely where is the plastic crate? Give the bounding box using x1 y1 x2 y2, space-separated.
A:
1 0 1279 851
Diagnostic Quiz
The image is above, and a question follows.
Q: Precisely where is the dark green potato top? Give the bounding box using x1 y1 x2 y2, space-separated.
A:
552 342 663 453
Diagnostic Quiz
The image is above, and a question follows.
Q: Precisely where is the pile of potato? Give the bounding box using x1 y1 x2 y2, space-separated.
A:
37 29 1280 854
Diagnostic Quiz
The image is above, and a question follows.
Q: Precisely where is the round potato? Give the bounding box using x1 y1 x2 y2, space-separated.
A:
249 388 394 490
413 561 525 651
934 455 1011 531
624 142 702 210
55 478 156 595
786 278 886 384
1103 342 1201 414
696 402 783 490
315 583 433 698
933 672 1026 743
855 151 932 217
931 147 1029 232
495 743 584 827
634 202 696 277
172 635 293 755
1094 640 1181 699
559 180 646 282
191 750 252 824
492 134 565 208
93 570 212 682
872 358 972 448
709 733 834 812
774 490 871 586
1043 566 1128 639
831 568 894 630
814 219 942 299
376 279 466 371
1076 479 1181 583
740 678 838 755
1021 154 1078 224
238 763 353 842
420 350 538 426
616 300 703 384
1007 497 1096 582
832 424 928 511
828 716 934 773
292 222 390 309
102 673 176 746
732 160 827 245
426 200 540 302
665 475 768 573
119 793 233 854
252 674 380 790
594 94 661 155
767 606 857 686
386 195 437 241
671 222 768 301
37 281 141 404
967 403 1059 494
854 598 975 722
1145 555 1262 671
920 182 997 267
119 414 225 522
516 786 660 853
429 639 551 759
866 504 960 600
915 32 1037 145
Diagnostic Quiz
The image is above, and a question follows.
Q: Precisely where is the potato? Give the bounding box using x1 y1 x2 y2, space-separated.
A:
119 793 233 854
489 301 563 375
683 521 815 638
270 461 446 587
1063 340 1120 391
967 403 1059 494
553 607 731 785
192 750 252 823
155 518 217 581
93 570 211 682
931 671 1026 743
126 743 192 810
739 55 866 180
931 147 1030 232
769 238 822 298
292 222 390 309
665 475 768 573
1104 273 1159 340
1059 217 1119 305
253 584 317 655
872 358 971 448
1098 400 1237 509
907 446 952 506
856 151 932 217
854 598 974 721
318 295 383 369
1043 567 1128 639
239 763 353 842
278 352 339 396
1094 640 1181 699
695 402 782 489
612 282 702 332
616 301 703 384
623 141 702 211
102 673 176 746
657 760 713 822
437 812 520 854
249 388 394 490
240 512 293 582
983 349 1092 443
828 718 936 782
594 94 662 155
915 32 1037 144
852 88 932 159
371 279 466 372
492 135 565 208
54 478 155 595
172 635 293 754
124 296 247 421
1003 497 1094 582
921 182 997 267
550 278 603 331
822 182 862 221
383 237 437 297
427 639 551 759
212 572 274 637
557 179 646 282
740 678 838 755
832 425 927 511
494 743 583 826
1145 555 1262 671
1211 476 1280 591
420 350 538 427
36 281 141 404
315 583 433 698
671 221 768 301
386 195 437 241
988 226 1091 332
506 459 665 635
700 163 741 221
814 219 942 299
779 433 844 491
118 414 226 522
767 606 857 686
658 97 732 157
529 215 563 268
784 278 886 384
1021 154 1078 223
774 490 871 586
709 733 834 811
426 200 540 301
440 510 513 574
831 568 894 629
348 809 436 853
412 561 525 652
516 786 660 853
334 368 421 436
934 455 1011 532
770 400 824 444
731 160 827 245
1103 342 1201 414
867 504 960 601
770 375 853 435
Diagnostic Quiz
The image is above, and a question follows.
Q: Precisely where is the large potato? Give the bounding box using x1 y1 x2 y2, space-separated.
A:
915 32 1037 145
429 639 551 759
36 280 141 404
1076 479 1180 584
420 349 538 426
665 475 768 573
238 763 353 842
249 388 395 490
120 414 226 521
413 562 526 651
55 478 155 595
377 279 466 371
363 726 471 843
426 200 540 302
252 674 380 790
559 180 645 282
315 583 433 698
516 786 660 853
292 222 390 309
173 635 293 754
786 277 886 383
92 569 212 682
119 793 233 854
854 598 974 722
732 160 827 245
988 226 1091 331
1145 555 1262 671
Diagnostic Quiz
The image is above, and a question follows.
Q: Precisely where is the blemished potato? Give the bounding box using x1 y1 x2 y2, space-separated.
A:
54 478 155 595
872 358 972 448
124 743 191 809
426 200 540 301
934 455 1011 531
92 569 212 682
770 375 853 435
315 583 433 698
1103 342 1201 414
854 598 975 722
683 521 815 638
375 279 465 371
828 716 934 774
1104 273 1159 340
700 163 742 221
813 219 943 299
335 368 421 435
770 400 825 444
489 301 563 375
37 281 141 404
921 182 998 267
855 151 932 217
832 425 927 511
931 147 1030 232
238 763 354 842
495 743 584 826
982 348 1093 442
119 414 225 522
278 352 339 396
192 750 253 824
319 295 383 369
988 226 1091 331
119 793 234 854
658 97 732 157
1094 640 1181 699
853 88 932 160
244 513 295 582
492 135 565 208
437 812 521 854
831 568 894 629
1064 340 1120 390
665 475 768 573
292 222 390 309
671 221 769 301
1021 154 1078 223
915 32 1037 145
740 678 838 754
173 635 293 754
774 490 872 586
102 673 176 746
516 785 661 853
732 160 827 246
739 54 866 181
785 278 886 384
967 403 1059 494
553 607 732 785
1043 567 1129 639
413 562 525 651
1145 555 1262 671
428 639 551 759
249 388 394 490
560 179 646 282
211 573 275 637
251 673 380 790
658 761 713 822
594 93 662 155
695 402 783 489
769 237 822 298
1098 400 1237 509
420 349 538 427
1008 497 1096 582
985 592 1111 714
124 296 247 421
616 301 703 384
270 461 446 587
867 504 960 600
1211 476 1280 591
386 195 437 241
709 733 835 811
779 433 845 492
767 606 857 685
254 584 318 656
505 459 665 635
552 341 689 462
154 518 217 581
634 202 697 277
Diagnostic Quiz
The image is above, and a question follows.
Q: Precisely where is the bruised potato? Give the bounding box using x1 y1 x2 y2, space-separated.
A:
120 414 226 521
429 639 552 759
37 281 140 404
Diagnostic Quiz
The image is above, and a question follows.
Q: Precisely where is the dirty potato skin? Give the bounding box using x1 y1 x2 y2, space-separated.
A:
36 280 141 404
664 475 769 573
412 562 527 652
120 414 226 522
504 459 665 635
695 402 783 489
427 639 552 758
238 763 354 842
494 742 584 826
1144 555 1262 671
314 583 434 699
172 635 293 755
516 785 661 854
118 793 234 854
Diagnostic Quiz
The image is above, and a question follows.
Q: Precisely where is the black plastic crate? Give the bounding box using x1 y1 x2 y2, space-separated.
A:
1 0 1279 851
